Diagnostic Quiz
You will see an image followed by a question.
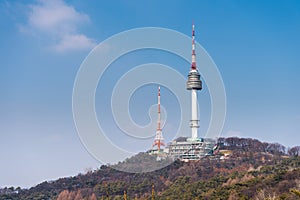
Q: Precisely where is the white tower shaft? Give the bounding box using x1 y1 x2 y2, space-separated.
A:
191 90 199 139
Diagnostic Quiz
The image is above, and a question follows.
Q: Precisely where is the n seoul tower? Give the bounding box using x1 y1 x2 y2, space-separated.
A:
186 24 202 141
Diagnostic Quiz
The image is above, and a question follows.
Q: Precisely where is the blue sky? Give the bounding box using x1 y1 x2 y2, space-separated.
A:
1 0 300 188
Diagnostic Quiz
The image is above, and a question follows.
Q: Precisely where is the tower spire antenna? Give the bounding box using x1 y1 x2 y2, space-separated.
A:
191 23 196 70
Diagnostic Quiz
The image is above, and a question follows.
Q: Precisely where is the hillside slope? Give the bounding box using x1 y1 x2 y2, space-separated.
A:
1 137 300 200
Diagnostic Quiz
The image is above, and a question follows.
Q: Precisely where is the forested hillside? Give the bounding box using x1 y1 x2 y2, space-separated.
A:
1 137 300 200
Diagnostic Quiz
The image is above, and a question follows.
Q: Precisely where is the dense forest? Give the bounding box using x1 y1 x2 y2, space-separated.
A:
1 137 300 200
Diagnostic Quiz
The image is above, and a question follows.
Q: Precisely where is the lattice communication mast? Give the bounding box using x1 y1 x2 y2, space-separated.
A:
152 86 165 151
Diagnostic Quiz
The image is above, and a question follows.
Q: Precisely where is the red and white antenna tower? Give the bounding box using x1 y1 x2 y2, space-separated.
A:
152 86 165 151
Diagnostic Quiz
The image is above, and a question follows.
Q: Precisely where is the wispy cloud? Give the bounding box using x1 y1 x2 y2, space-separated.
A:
21 0 96 52
54 34 96 52
224 130 242 137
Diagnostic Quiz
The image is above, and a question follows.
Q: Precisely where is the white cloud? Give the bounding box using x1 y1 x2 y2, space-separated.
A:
54 34 96 52
22 0 96 52
224 130 242 137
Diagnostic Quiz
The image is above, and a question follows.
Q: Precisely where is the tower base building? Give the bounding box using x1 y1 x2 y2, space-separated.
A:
166 138 216 161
